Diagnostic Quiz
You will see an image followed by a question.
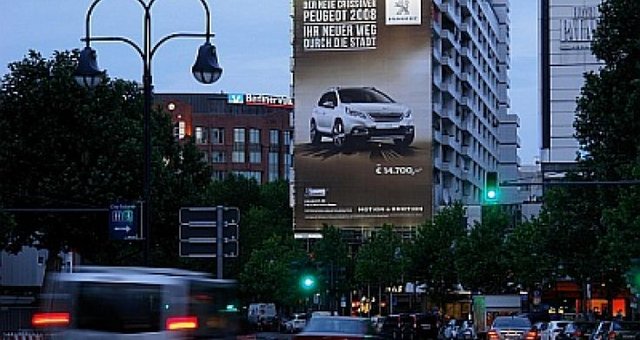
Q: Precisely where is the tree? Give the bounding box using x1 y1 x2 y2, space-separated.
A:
455 206 511 293
549 0 640 305
238 235 307 306
503 216 555 292
312 225 351 310
407 203 466 306
0 50 211 267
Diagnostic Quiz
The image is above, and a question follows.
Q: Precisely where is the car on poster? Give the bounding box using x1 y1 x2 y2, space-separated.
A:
310 87 415 148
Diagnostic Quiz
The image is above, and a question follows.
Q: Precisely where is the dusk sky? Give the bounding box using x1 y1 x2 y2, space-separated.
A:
0 0 540 164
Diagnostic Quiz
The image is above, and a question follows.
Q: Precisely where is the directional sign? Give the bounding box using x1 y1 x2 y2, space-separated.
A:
179 206 240 259
179 240 239 258
179 207 217 225
109 202 142 240
179 225 216 241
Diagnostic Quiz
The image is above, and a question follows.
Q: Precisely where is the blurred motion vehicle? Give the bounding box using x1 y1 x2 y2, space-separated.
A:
294 316 378 340
556 321 598 340
487 316 536 340
592 321 612 340
31 266 241 339
541 321 570 340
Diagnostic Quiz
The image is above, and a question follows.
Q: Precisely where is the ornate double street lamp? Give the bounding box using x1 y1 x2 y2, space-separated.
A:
75 0 223 265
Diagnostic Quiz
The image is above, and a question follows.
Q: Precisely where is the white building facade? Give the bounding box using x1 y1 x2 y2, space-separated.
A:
431 0 518 208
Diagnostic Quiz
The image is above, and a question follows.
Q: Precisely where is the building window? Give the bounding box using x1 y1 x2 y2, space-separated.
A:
284 154 292 181
195 126 207 144
233 128 245 144
212 171 226 181
249 128 260 144
212 151 226 163
268 152 279 182
284 130 292 146
233 128 246 163
211 128 224 144
250 148 261 164
233 171 262 183
232 148 245 163
174 121 186 139
249 128 261 164
269 129 280 146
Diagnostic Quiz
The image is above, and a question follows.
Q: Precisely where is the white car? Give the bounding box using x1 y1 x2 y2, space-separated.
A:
310 87 415 148
285 313 307 333
541 321 571 340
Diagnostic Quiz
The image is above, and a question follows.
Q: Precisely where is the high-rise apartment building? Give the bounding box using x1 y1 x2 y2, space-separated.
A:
540 0 603 174
431 0 518 208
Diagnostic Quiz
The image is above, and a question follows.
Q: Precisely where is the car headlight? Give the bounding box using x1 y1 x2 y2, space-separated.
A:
404 109 412 118
346 107 367 119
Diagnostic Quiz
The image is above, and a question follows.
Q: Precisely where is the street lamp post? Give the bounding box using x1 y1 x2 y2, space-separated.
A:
74 0 222 266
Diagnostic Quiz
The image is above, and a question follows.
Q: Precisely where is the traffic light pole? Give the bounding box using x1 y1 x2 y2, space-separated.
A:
499 180 640 187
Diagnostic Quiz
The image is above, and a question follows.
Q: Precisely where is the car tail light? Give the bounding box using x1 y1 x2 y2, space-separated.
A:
608 331 617 340
32 312 70 327
573 330 583 337
166 316 198 330
526 330 538 340
488 330 500 340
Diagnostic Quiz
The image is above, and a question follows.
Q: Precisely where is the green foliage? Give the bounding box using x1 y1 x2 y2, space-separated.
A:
455 206 511 293
0 50 211 265
355 225 407 286
503 216 554 291
238 235 307 306
407 203 466 302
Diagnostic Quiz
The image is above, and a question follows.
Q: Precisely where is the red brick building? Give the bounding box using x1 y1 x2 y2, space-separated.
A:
155 93 293 184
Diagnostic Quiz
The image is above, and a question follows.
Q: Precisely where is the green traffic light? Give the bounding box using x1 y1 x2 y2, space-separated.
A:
300 274 316 290
484 171 499 203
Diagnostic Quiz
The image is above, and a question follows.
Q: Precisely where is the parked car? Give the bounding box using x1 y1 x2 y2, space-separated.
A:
310 87 415 148
285 313 308 333
488 316 536 340
541 321 571 340
412 313 440 340
381 314 402 339
557 321 598 340
294 316 378 340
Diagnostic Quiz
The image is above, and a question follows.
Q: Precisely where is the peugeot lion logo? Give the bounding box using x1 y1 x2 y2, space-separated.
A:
395 0 410 15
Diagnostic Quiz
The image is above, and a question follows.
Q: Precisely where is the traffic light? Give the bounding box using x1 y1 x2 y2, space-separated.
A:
484 171 499 203
300 274 316 291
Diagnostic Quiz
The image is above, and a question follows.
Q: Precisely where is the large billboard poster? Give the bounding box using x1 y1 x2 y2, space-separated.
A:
293 0 432 231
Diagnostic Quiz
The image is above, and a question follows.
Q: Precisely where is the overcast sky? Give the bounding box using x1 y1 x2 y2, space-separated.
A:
0 0 539 164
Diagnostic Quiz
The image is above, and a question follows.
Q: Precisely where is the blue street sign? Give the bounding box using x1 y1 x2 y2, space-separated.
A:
109 202 142 240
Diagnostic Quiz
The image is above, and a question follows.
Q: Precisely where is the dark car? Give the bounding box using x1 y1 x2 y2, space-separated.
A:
557 321 598 340
294 316 379 340
381 315 402 339
488 316 536 340
412 313 440 340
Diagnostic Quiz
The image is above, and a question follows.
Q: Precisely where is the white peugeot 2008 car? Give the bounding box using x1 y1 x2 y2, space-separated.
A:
310 87 415 148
